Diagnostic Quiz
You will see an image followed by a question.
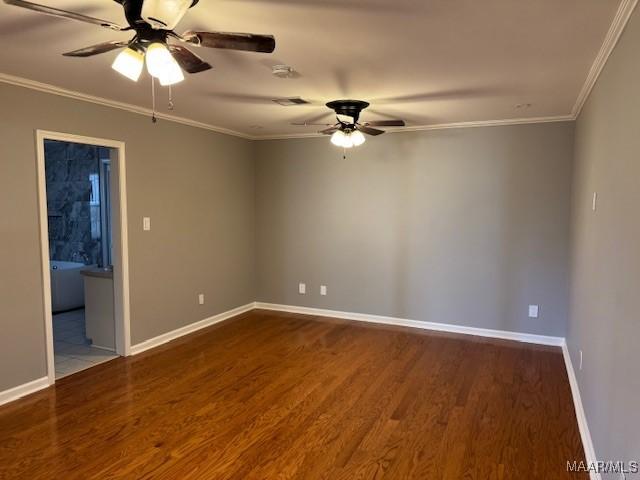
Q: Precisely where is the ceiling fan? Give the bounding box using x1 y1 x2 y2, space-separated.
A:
293 100 406 148
3 0 276 86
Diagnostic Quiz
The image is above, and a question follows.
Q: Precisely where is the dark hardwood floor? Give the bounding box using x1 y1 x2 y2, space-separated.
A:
0 309 586 479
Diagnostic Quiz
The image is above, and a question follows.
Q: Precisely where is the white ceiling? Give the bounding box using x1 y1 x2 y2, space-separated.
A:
0 0 623 138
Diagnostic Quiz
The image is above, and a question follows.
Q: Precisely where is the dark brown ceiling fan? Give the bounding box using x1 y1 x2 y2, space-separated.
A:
293 100 406 148
3 0 276 84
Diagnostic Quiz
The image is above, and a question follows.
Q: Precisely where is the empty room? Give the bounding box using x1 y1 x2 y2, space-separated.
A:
0 0 638 478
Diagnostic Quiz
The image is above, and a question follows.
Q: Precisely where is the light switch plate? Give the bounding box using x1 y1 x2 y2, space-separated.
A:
320 285 327 296
198 294 205 305
143 217 151 231
579 350 583 371
528 305 539 318
298 283 306 294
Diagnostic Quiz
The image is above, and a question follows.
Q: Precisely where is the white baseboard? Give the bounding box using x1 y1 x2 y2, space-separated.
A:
0 376 49 407
130 302 255 355
562 342 600 480
254 302 565 346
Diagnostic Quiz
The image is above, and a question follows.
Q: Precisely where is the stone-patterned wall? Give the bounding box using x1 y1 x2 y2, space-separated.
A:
45 140 110 265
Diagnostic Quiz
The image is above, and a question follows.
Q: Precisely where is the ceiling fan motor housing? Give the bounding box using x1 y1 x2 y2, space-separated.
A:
326 99 370 123
141 0 198 30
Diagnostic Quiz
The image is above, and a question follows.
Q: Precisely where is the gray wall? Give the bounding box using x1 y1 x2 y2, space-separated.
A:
0 82 255 391
568 5 640 468
255 122 574 337
0 81 578 394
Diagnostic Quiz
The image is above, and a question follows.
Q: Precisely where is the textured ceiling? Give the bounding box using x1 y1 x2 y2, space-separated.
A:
0 0 622 137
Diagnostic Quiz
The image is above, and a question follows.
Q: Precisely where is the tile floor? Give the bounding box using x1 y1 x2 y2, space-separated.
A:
53 309 118 378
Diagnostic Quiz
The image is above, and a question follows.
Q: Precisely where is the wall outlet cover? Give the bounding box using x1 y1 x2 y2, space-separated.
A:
298 283 306 294
198 294 205 305
320 285 327 296
528 305 539 318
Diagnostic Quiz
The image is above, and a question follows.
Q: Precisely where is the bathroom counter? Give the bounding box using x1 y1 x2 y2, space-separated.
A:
81 267 113 279
82 268 115 351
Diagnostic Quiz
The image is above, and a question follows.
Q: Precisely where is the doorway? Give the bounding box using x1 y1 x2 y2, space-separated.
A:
36 131 131 384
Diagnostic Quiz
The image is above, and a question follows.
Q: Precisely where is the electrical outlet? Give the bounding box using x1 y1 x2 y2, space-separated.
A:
143 217 151 231
198 293 205 305
320 285 327 296
298 283 306 295
528 305 539 318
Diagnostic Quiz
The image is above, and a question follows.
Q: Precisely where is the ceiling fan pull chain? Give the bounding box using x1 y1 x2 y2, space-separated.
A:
151 77 157 123
168 85 175 111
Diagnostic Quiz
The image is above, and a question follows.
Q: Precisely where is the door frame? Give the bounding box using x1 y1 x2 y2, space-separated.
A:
35 130 131 385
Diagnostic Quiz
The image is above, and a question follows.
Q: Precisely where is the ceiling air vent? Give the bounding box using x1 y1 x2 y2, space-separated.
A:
272 97 310 106
272 65 297 78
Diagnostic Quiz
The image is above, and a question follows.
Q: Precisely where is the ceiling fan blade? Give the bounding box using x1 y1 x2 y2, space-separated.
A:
364 120 406 127
319 126 339 135
358 125 385 136
3 0 125 31
168 45 212 74
181 31 276 53
291 122 334 126
62 40 129 57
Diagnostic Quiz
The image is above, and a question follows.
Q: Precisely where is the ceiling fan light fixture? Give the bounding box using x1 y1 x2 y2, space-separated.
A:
331 130 347 147
111 47 144 81
331 130 356 149
146 42 184 85
159 61 185 86
351 130 366 146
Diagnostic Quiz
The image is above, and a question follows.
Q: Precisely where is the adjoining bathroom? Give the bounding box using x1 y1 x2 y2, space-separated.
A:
45 139 119 378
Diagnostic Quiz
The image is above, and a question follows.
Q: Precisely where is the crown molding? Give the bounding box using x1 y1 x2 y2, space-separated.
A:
0 70 576 140
2 0 636 144
572 0 639 118
251 115 577 141
0 72 252 140
383 115 577 132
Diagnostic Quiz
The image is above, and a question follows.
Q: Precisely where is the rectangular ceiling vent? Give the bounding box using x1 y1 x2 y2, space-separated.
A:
272 97 310 106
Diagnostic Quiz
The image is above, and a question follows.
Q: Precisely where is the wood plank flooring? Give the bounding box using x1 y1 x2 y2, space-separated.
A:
0 309 587 479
